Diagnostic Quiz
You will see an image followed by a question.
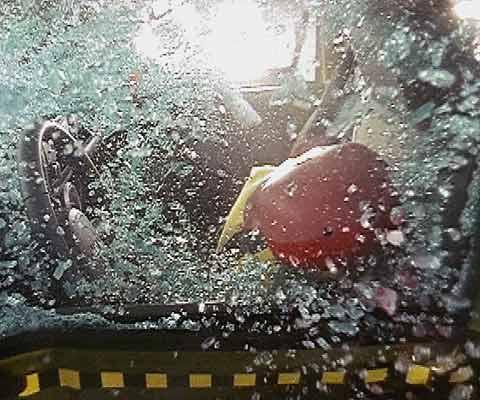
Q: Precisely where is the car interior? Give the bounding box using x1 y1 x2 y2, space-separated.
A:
2 0 480 399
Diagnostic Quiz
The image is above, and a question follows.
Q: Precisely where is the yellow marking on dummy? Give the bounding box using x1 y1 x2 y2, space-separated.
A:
234 373 256 387
240 248 276 266
146 373 168 389
59 368 81 390
217 166 275 253
365 368 388 383
321 371 345 385
254 248 275 263
101 371 125 388
278 372 301 385
189 374 212 388
406 365 430 385
19 373 40 397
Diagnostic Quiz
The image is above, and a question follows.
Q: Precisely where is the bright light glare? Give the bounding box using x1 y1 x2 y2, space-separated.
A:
203 1 294 81
134 25 159 60
455 1 480 20
134 1 295 82
133 3 202 64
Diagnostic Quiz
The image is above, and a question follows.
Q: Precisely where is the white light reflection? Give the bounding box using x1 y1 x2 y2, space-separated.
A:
134 0 296 82
202 0 294 82
133 3 202 64
455 1 480 20
133 24 160 60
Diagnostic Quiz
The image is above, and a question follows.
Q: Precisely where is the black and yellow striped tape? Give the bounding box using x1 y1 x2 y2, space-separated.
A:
18 370 313 396
16 364 471 396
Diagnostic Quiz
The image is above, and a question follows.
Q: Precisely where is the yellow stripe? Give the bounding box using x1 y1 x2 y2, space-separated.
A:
365 368 388 383
101 371 125 388
321 371 345 385
189 374 212 388
19 373 40 397
216 165 275 252
59 368 81 390
145 373 168 389
406 365 430 385
278 372 301 385
233 373 256 387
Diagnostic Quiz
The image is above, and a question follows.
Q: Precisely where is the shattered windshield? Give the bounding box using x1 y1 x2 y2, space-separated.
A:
1 0 480 352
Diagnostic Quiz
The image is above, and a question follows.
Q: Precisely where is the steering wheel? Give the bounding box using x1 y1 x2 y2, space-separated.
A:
17 118 101 271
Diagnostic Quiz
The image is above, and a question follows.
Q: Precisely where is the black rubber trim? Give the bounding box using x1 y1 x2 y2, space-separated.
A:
0 373 26 397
